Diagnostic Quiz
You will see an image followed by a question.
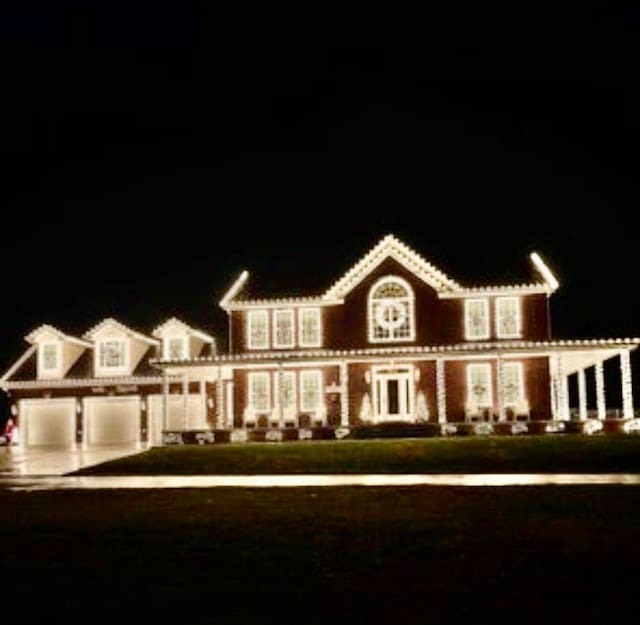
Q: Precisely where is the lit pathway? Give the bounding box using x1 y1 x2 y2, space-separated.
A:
4 473 640 491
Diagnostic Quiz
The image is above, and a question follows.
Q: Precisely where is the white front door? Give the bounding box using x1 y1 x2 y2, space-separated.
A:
372 367 414 421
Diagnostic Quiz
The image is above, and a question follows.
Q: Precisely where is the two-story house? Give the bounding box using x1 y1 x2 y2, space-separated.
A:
2 235 637 448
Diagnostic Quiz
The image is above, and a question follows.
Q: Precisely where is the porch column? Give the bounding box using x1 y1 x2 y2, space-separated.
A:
496 356 506 422
340 361 349 427
182 374 189 430
162 371 169 432
595 361 606 420
216 365 224 429
620 350 634 420
277 363 284 428
555 353 569 420
578 369 587 421
199 379 206 429
436 358 446 423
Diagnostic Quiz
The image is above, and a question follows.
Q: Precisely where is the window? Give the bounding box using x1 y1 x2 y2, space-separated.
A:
248 372 270 412
275 371 296 410
502 362 524 405
41 344 58 370
99 340 126 368
273 310 295 348
467 363 492 407
465 299 490 340
167 337 186 360
496 297 521 338
299 308 321 347
368 276 415 343
247 310 269 350
300 370 323 412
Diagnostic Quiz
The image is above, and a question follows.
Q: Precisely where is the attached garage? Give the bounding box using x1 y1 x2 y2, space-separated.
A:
83 396 140 447
148 394 207 445
20 398 76 448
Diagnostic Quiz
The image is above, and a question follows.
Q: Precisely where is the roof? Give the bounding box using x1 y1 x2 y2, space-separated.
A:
219 234 557 310
324 234 462 299
25 324 92 348
152 317 214 343
83 318 159 346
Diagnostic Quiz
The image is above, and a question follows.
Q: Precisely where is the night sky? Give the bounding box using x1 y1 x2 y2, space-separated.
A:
2 5 640 416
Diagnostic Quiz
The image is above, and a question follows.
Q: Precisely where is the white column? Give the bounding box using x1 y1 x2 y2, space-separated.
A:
620 350 634 420
555 353 569 420
277 363 284 428
216 365 224 429
595 361 606 421
199 379 206 429
496 356 506 422
436 358 446 424
549 355 558 420
182 374 189 430
340 361 349 427
578 369 587 421
162 371 169 433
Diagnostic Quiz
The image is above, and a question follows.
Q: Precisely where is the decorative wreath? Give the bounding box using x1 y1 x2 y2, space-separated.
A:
375 301 408 331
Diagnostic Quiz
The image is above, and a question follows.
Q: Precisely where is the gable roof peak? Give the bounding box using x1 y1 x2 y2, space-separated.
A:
25 324 92 348
323 234 462 300
83 318 159 346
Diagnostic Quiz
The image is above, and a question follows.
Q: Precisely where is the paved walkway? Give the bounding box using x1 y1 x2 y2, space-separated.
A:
0 445 145 476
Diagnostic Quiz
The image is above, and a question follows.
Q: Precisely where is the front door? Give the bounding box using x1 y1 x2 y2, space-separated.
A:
372 367 414 421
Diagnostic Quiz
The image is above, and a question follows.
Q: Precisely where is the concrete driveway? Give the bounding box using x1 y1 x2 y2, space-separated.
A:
0 445 146 476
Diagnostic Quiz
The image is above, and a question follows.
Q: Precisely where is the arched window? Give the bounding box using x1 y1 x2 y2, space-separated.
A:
368 276 415 342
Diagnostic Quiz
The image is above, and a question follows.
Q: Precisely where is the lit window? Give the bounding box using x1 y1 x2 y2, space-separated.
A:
247 310 269 350
502 362 524 405
300 370 322 412
273 310 294 348
467 363 492 407
275 371 296 410
299 308 321 347
368 276 415 343
167 337 186 360
465 299 490 340
99 340 125 368
249 372 270 412
496 297 521 338
42 344 58 370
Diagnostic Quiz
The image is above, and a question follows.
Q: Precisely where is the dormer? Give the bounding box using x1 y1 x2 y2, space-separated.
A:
152 317 216 360
25 324 92 380
83 318 159 378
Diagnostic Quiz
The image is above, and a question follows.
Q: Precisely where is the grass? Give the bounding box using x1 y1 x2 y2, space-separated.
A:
71 435 640 475
1 485 640 624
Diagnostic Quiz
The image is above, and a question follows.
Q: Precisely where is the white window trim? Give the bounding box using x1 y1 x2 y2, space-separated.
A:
300 370 323 413
298 308 322 348
95 338 129 376
247 310 269 350
367 275 416 344
38 341 61 378
273 309 295 349
464 298 490 341
248 371 271 413
164 335 188 360
502 361 525 406
466 363 493 408
495 296 522 339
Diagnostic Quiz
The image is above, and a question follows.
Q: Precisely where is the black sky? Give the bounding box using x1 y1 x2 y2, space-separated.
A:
2 5 640 413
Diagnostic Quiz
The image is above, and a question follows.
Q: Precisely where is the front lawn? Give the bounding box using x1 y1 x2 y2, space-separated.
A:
71 435 640 475
1 485 639 624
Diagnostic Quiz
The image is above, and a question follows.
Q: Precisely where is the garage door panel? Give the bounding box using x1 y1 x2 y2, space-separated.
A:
85 398 139 446
23 399 75 448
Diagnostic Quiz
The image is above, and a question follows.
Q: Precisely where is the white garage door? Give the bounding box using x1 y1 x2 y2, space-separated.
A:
21 398 76 448
84 396 140 446
148 395 207 445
